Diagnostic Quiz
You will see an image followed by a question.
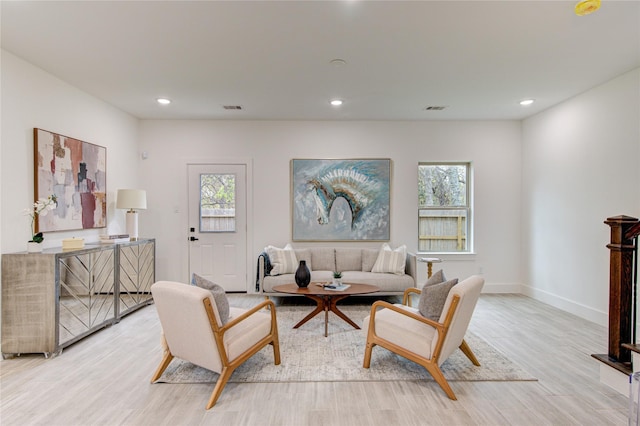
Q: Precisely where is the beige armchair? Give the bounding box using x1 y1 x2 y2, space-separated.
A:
363 275 484 400
150 281 280 409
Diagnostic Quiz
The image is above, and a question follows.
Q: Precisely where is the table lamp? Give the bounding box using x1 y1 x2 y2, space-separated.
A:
116 189 147 240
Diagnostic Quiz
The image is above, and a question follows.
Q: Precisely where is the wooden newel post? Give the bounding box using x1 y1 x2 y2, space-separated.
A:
604 215 638 364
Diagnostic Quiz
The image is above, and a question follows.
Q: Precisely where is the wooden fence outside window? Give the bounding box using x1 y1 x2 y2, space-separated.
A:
200 208 236 232
418 214 467 252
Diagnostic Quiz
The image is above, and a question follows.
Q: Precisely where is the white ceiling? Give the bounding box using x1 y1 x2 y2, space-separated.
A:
2 1 639 121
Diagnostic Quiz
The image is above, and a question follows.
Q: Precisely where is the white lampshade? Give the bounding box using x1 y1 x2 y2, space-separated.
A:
116 189 147 240
116 189 147 211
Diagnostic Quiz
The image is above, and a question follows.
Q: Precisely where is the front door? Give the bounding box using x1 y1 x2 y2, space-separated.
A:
188 163 247 292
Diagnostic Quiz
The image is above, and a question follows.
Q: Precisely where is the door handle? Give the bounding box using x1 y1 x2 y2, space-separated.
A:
189 236 199 241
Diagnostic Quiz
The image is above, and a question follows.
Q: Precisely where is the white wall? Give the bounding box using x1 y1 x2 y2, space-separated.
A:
521 68 640 326
5 46 637 329
138 120 523 291
1 50 140 254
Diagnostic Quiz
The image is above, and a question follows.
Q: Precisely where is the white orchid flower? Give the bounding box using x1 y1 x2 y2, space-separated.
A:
23 194 57 242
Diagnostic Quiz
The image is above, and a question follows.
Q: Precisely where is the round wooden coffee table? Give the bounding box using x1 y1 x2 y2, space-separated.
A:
272 282 380 337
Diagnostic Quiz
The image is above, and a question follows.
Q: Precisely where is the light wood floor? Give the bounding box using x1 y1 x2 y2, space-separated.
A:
0 294 629 425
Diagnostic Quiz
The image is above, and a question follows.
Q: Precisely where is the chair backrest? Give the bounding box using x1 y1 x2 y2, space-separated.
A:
151 281 224 373
432 275 484 365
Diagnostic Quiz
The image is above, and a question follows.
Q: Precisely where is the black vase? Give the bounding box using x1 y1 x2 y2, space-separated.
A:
295 260 311 288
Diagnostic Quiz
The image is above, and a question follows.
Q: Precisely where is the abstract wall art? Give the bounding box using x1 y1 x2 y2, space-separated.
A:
34 128 107 232
291 158 391 241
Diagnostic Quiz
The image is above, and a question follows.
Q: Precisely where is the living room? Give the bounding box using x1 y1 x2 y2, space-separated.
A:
1 1 639 424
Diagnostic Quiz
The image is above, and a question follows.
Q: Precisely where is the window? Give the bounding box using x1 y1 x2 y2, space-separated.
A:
418 163 471 252
199 173 236 232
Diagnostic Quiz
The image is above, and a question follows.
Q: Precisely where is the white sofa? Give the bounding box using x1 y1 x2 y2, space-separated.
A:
257 247 417 296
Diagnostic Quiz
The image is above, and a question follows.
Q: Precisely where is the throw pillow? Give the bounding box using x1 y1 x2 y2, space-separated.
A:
426 269 445 286
192 273 230 325
418 273 459 321
417 269 446 315
265 244 298 275
264 245 277 266
415 269 445 311
371 243 407 275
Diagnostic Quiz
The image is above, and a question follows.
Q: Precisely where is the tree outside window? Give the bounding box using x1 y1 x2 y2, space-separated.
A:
200 173 236 232
418 163 470 252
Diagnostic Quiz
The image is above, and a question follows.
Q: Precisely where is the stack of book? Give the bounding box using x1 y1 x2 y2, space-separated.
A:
99 234 130 244
322 283 350 291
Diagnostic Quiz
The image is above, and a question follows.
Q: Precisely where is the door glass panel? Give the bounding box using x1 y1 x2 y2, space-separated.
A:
200 173 236 232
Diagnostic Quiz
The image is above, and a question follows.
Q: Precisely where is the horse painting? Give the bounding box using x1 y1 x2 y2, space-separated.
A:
292 159 390 241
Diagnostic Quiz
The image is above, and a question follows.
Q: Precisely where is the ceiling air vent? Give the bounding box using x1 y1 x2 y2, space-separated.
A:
424 106 447 111
223 105 243 110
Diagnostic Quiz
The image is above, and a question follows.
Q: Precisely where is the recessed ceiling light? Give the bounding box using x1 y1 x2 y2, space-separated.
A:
519 99 535 106
330 58 347 67
157 98 171 105
330 99 343 107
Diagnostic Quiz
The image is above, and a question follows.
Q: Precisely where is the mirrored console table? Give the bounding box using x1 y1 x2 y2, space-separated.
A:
1 238 155 358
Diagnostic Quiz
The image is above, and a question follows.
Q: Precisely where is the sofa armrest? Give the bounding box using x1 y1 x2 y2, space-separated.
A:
405 252 417 286
257 255 266 292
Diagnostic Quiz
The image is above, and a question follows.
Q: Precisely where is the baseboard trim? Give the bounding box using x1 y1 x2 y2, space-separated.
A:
482 282 523 293
521 285 608 326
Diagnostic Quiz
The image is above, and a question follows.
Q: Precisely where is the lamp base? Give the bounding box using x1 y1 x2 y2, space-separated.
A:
125 211 138 241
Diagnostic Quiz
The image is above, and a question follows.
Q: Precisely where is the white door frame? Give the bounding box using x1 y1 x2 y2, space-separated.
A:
182 157 253 292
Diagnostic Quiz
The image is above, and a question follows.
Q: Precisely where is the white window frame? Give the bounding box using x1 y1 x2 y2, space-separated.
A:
418 162 472 254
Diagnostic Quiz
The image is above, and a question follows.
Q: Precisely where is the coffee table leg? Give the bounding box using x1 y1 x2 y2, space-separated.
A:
292 294 361 336
329 296 360 330
324 304 329 337
291 295 325 329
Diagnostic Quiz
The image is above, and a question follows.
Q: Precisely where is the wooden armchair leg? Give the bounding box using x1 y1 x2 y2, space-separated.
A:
271 338 281 365
206 367 234 410
150 352 174 383
425 364 457 400
459 339 480 366
269 313 281 365
363 340 375 368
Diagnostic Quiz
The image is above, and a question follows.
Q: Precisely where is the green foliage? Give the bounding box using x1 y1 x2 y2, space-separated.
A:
418 165 467 207
200 174 235 209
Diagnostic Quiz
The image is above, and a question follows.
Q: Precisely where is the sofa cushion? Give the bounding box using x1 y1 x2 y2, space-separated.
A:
418 270 458 321
372 243 407 275
341 271 414 292
262 271 333 292
259 246 416 295
265 244 298 275
191 273 230 325
361 249 379 272
310 248 335 271
336 248 362 273
294 249 313 272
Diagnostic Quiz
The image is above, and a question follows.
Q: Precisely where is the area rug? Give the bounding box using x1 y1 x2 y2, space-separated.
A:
155 305 536 384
